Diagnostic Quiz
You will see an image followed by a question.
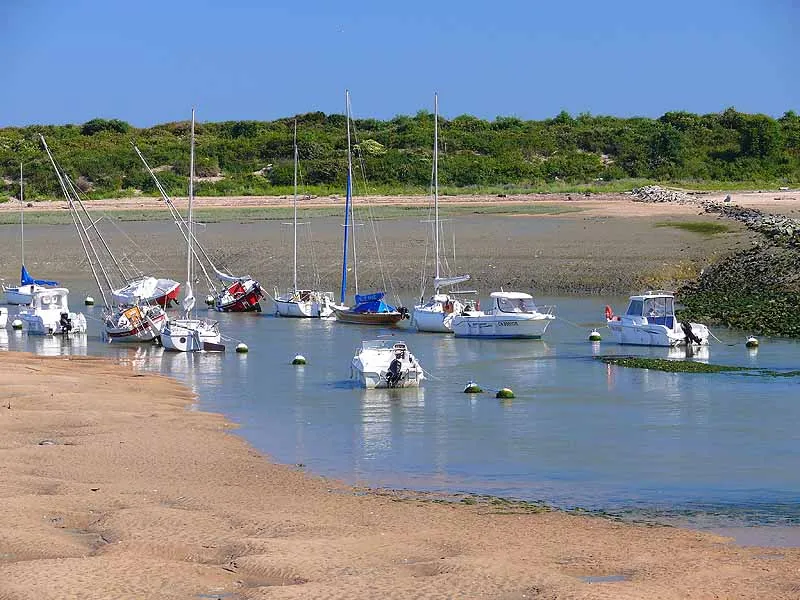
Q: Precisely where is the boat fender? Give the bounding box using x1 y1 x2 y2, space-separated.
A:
443 300 453 314
604 305 614 320
475 299 480 311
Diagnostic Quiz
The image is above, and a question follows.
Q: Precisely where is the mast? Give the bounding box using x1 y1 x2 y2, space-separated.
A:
185 108 196 319
339 90 352 305
293 119 298 292
19 163 24 266
433 92 440 287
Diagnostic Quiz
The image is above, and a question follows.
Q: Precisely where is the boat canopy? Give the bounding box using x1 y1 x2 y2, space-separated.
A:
352 291 396 313
490 291 533 300
20 265 58 287
213 267 251 284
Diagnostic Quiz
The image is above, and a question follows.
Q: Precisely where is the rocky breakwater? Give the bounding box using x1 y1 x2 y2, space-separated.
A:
631 185 696 204
678 201 800 336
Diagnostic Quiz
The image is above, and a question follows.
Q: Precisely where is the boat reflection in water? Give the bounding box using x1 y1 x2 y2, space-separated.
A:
24 332 89 357
359 387 426 465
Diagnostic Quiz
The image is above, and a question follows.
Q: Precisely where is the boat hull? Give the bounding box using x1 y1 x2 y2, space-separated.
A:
21 312 87 336
0 307 8 328
275 295 335 318
334 308 404 325
451 314 553 339
607 319 710 347
161 319 223 352
3 284 43 305
105 307 167 343
215 281 263 312
413 306 455 333
350 341 425 389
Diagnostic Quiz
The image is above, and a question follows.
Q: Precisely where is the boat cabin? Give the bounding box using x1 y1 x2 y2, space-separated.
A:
360 339 408 356
30 288 71 313
490 291 538 314
625 291 676 328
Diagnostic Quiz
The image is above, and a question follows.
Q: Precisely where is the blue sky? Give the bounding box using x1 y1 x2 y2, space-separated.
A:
1 0 797 126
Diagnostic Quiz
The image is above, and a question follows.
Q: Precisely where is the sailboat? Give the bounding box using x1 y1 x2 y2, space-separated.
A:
412 94 474 333
160 109 224 353
332 90 408 326
133 132 263 314
274 121 335 318
40 137 168 343
2 164 60 305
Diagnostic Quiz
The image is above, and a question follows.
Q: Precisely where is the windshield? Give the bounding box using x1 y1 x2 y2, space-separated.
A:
496 296 536 313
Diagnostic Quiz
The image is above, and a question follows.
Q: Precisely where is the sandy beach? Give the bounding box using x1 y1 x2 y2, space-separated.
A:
1 351 798 599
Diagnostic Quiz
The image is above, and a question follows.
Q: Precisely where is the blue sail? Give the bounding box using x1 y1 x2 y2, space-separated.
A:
20 265 58 287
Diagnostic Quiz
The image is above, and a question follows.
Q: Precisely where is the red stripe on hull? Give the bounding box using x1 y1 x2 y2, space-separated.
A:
216 287 263 313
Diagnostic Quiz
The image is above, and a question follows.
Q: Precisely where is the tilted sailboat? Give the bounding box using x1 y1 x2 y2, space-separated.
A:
2 164 60 305
40 136 168 343
413 94 474 333
160 109 224 353
274 121 335 318
332 90 408 326
133 119 263 314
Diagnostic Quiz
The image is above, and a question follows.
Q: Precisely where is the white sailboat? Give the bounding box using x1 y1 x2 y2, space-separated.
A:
413 94 473 333
274 121 335 318
2 164 60 305
161 109 224 353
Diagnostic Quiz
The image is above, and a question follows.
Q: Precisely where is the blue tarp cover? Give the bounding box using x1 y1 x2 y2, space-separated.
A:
20 265 58 287
352 291 396 314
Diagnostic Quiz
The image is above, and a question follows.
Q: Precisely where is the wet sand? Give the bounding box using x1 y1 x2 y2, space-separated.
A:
0 192 767 296
2 351 798 599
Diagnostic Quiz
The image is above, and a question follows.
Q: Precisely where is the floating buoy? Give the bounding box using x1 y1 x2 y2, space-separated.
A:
235 343 249 353
463 381 483 394
745 336 759 348
292 354 306 365
496 388 515 399
588 329 602 342
84 296 94 306
205 295 215 306
11 319 23 330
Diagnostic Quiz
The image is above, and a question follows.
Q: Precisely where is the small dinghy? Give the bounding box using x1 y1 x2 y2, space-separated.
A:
351 340 425 389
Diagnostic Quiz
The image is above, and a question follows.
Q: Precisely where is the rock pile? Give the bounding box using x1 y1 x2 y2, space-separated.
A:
703 202 800 247
631 185 695 204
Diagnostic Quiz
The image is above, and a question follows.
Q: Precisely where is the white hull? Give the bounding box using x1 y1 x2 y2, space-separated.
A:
607 319 710 347
161 319 222 352
412 306 455 333
0 307 7 328
274 293 335 318
350 340 425 389
105 307 167 343
3 284 47 305
21 312 87 336
451 313 553 339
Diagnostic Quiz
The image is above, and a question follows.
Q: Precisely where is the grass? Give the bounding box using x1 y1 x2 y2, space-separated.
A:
599 356 800 377
654 221 732 235
0 203 584 225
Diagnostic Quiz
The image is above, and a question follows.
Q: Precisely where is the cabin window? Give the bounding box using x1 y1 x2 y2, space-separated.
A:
626 300 644 316
497 297 535 313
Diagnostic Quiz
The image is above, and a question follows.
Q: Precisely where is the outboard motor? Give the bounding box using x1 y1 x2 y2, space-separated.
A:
398 306 410 320
386 355 403 388
681 321 702 345
59 311 73 335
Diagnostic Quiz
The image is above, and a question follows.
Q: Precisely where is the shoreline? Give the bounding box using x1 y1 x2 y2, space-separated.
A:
1 351 798 599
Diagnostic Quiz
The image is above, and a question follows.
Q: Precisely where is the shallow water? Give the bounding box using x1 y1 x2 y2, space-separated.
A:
3 292 799 535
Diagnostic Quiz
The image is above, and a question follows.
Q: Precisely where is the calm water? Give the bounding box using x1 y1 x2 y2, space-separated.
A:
3 291 799 531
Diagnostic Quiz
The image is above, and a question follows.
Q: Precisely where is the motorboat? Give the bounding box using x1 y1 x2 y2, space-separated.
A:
351 339 425 389
413 93 472 333
161 318 223 352
18 287 87 335
275 289 336 318
333 292 408 325
104 304 168 343
112 276 181 308
605 290 710 347
450 291 555 339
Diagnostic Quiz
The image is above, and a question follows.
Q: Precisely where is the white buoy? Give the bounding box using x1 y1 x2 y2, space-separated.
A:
745 336 759 348
11 319 23 331
588 329 602 342
235 343 249 353
292 354 306 365
84 296 94 306
205 295 215 306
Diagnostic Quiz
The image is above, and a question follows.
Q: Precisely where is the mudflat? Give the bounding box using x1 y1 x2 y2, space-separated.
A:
3 192 786 295
1 352 798 599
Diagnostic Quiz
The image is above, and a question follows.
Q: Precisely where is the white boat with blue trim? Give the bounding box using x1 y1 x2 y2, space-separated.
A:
450 291 555 339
